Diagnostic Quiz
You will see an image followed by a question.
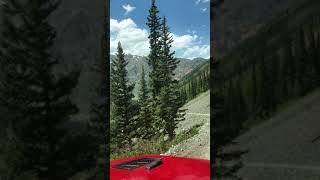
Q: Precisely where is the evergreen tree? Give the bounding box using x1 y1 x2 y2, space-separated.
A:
212 90 245 180
235 78 247 130
0 128 30 180
281 39 292 100
182 87 188 103
111 42 135 149
297 28 311 95
251 63 258 119
158 17 179 85
286 38 297 97
306 24 320 88
155 16 185 140
156 84 185 140
0 0 90 179
224 77 246 132
146 0 162 98
310 21 320 78
270 54 279 111
259 51 273 117
192 78 196 98
136 65 154 139
188 81 192 99
87 8 109 178
212 61 245 180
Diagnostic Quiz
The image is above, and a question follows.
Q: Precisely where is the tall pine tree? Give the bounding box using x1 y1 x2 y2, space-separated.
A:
155 16 185 140
297 28 310 95
212 61 246 180
87 2 109 178
136 65 154 139
146 0 162 98
156 84 185 140
0 0 91 179
111 42 135 149
251 63 258 119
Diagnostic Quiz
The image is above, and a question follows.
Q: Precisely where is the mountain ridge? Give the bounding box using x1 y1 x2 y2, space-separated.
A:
110 54 208 96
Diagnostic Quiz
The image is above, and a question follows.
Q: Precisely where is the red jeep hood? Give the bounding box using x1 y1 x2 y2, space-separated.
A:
110 155 210 180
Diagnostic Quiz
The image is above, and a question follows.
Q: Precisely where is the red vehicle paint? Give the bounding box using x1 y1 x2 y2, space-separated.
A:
110 155 210 180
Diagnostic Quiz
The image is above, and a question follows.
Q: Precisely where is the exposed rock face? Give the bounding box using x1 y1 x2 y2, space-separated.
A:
213 0 309 58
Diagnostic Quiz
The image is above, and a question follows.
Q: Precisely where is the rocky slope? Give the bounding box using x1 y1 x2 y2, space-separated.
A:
165 91 210 160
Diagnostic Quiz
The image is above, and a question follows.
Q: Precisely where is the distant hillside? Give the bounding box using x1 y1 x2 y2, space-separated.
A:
110 54 207 96
215 0 320 83
214 0 310 58
213 0 320 130
179 60 210 102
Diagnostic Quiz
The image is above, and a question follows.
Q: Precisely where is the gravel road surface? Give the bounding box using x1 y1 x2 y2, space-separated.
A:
232 89 320 179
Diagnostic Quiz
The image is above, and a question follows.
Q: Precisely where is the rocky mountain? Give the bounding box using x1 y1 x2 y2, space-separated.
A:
110 54 207 96
213 0 311 58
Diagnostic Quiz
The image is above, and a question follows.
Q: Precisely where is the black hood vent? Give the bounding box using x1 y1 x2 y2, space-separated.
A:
113 158 162 170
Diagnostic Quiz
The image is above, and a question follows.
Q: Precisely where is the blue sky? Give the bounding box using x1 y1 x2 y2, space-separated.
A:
110 0 210 59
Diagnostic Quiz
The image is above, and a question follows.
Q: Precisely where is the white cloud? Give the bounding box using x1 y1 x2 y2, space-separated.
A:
201 8 207 11
110 18 210 59
122 4 136 15
196 0 210 12
196 0 210 5
110 18 149 56
181 45 210 59
172 34 198 49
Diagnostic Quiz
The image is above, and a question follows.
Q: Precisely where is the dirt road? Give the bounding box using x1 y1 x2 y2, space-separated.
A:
232 89 320 179
165 91 210 160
